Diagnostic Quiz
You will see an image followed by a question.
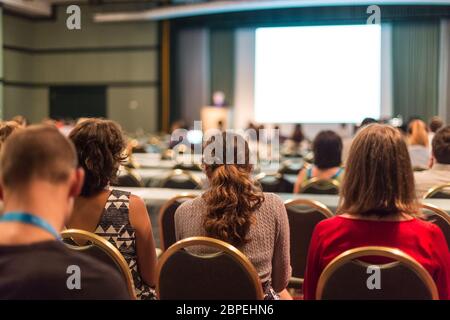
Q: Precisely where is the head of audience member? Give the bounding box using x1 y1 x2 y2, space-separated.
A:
431 126 450 166
339 124 419 217
313 130 342 169
360 117 378 128
292 124 304 143
11 115 28 128
69 118 126 197
408 119 429 147
0 125 83 229
0 121 22 151
429 116 444 133
202 132 264 247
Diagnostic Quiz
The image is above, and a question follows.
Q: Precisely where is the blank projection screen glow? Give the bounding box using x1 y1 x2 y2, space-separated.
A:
254 25 381 123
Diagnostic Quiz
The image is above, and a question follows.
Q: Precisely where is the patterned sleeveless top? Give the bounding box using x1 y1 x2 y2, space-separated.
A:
94 189 156 300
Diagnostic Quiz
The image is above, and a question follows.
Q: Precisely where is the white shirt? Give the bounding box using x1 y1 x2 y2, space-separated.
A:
414 163 450 197
408 145 430 169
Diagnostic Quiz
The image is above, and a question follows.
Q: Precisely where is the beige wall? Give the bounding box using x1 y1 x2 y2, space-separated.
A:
2 5 159 132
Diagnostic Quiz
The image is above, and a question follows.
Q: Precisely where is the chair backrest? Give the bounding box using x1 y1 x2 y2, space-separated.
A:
61 229 136 299
421 203 450 248
173 163 202 171
112 169 143 188
285 199 333 280
159 194 198 251
157 237 264 300
299 178 340 195
159 169 203 189
423 183 450 199
317 246 439 300
255 172 294 193
278 160 303 175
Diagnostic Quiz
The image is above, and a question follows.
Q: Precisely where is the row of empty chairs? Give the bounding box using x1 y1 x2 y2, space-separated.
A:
115 167 340 194
114 168 203 189
115 167 450 200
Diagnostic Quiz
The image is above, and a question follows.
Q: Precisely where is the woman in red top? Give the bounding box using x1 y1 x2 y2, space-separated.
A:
303 124 450 300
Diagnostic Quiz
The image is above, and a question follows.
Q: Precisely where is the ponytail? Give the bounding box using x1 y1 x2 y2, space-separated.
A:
203 164 264 247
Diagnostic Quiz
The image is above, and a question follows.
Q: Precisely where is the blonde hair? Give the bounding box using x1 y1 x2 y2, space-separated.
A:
408 119 429 147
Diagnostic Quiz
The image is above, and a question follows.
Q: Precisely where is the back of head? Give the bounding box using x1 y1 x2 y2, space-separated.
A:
313 130 342 169
69 118 126 197
408 119 429 147
339 124 418 217
0 121 22 150
360 117 378 128
432 126 450 164
292 124 304 142
0 125 77 190
429 116 444 133
11 115 28 127
202 132 264 247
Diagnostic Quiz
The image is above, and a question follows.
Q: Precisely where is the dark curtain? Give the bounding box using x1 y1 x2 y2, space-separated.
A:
209 29 235 106
392 21 440 121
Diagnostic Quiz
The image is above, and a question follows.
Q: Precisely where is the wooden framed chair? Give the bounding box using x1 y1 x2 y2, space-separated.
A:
255 172 294 193
421 202 450 248
299 177 340 195
112 168 144 188
159 169 203 189
156 236 264 300
159 194 197 251
284 199 333 288
423 183 450 199
61 229 136 299
316 246 439 300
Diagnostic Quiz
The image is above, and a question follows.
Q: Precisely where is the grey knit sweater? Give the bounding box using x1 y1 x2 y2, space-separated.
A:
174 193 291 292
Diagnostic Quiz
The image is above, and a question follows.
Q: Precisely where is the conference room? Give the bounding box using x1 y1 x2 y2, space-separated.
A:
0 0 449 310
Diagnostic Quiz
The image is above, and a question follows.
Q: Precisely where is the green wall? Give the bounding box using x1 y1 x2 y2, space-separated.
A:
2 5 159 133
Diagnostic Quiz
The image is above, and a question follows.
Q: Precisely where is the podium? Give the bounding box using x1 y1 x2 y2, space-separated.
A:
200 106 232 131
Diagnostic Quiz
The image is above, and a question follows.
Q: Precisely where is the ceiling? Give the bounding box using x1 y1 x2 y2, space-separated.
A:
4 0 450 19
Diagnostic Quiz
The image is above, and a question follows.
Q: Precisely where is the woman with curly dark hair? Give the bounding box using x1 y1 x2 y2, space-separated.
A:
66 118 157 300
174 132 292 300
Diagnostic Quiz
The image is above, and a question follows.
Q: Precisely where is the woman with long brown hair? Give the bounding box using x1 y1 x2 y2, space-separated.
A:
303 124 449 299
408 119 430 169
175 132 292 299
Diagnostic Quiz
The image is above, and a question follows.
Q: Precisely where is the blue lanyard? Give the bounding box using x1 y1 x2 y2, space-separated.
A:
0 212 61 240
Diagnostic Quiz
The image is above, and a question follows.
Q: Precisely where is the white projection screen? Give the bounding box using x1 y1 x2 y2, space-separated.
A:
254 25 381 123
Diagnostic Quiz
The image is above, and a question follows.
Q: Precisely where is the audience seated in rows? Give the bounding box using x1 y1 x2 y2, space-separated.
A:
66 119 157 300
294 130 344 193
415 126 450 197
408 119 430 169
303 124 450 300
175 132 292 300
0 126 129 299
